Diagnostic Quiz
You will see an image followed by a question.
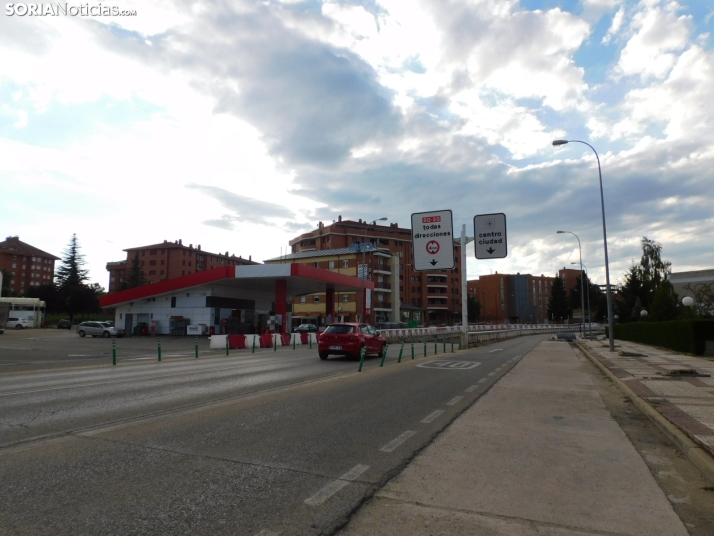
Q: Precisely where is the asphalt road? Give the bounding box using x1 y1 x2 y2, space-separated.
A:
0 333 551 536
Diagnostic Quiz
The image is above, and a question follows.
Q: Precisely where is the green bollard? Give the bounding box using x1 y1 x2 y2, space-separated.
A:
380 344 388 367
293 336 296 350
423 342 427 357
112 339 116 366
443 341 446 353
252 336 256 353
195 337 198 359
398 343 404 363
309 336 312 349
358 345 366 372
435 342 437 355
451 341 454 353
158 337 162 362
411 343 415 359
274 335 277 352
226 336 229 356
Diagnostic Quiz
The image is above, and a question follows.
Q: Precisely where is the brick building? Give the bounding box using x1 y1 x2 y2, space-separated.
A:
0 236 59 295
286 216 463 326
265 247 398 325
467 267 582 324
106 239 258 292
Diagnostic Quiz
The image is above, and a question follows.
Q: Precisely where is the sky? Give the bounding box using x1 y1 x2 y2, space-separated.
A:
1 0 712 289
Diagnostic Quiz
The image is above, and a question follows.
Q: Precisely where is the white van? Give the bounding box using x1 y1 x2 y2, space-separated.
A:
5 317 31 330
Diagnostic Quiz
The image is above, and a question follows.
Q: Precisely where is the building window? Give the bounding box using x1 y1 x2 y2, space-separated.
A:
149 260 156 266
171 297 176 308
329 261 335 269
150 249 157 255
148 270 156 276
300 296 306 303
314 262 319 268
342 260 349 268
313 295 320 303
342 294 349 303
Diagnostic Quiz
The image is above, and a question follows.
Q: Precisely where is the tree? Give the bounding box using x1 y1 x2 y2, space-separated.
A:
55 235 91 321
467 295 481 323
1 268 14 297
683 283 714 318
55 234 89 290
547 275 570 323
615 237 672 322
649 282 680 321
121 255 147 290
569 273 607 322
24 283 62 313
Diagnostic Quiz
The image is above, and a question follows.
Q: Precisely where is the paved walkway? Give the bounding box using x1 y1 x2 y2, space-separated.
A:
579 338 714 469
338 339 690 536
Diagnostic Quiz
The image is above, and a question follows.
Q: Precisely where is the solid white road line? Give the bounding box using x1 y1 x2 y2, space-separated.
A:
489 349 503 353
380 431 416 453
421 410 445 424
465 385 478 392
446 396 463 406
304 464 370 506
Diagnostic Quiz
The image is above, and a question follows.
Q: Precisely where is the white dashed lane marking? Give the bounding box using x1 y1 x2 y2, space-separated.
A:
380 431 416 452
478 378 487 384
304 464 370 506
421 410 445 424
446 396 463 406
465 385 478 392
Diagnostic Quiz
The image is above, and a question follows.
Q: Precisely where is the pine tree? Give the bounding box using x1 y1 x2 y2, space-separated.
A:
55 234 89 290
121 255 147 290
547 275 570 323
55 234 90 321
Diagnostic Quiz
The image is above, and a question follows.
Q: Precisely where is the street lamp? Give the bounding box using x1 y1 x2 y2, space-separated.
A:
557 231 585 338
360 217 388 323
572 262 592 338
553 139 615 352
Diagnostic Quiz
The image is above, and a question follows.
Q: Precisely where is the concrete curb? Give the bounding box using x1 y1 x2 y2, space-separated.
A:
576 341 714 486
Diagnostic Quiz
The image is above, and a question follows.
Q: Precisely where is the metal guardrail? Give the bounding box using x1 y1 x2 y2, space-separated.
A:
379 324 585 346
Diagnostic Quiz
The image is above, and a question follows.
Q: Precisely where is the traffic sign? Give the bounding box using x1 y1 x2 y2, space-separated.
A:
411 210 455 271
474 213 507 259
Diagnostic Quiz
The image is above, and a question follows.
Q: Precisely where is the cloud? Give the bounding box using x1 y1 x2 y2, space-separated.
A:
186 184 297 227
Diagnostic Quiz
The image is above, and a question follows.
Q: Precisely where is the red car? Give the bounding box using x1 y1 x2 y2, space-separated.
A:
317 323 386 360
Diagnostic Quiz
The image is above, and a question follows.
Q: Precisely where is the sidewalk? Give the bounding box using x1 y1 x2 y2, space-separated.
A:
578 337 714 481
338 339 690 536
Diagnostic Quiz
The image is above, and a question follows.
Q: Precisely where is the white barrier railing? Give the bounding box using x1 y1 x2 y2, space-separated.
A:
379 324 581 343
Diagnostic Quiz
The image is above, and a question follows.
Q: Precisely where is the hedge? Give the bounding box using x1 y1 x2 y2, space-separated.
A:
610 320 714 355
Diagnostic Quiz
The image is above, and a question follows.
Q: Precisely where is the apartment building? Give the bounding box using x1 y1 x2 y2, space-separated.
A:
287 216 463 326
0 236 59 295
467 267 583 324
106 239 258 292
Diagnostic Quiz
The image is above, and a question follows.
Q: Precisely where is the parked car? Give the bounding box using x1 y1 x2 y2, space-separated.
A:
5 317 30 330
76 321 125 338
293 323 318 333
317 323 386 360
57 319 72 329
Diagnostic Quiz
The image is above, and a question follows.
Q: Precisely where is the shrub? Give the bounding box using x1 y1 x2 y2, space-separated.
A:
611 320 714 355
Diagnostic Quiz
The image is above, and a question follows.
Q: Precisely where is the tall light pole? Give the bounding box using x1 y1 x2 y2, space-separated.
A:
553 139 615 352
557 231 585 337
573 262 592 338
360 218 387 323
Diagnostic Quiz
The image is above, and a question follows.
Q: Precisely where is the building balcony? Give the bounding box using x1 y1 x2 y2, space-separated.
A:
374 281 391 290
374 302 392 310
373 269 391 275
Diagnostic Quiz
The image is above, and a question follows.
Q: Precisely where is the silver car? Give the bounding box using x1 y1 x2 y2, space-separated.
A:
77 321 125 338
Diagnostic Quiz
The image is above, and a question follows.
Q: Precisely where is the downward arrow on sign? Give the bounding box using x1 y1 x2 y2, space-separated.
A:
430 260 438 266
487 247 495 254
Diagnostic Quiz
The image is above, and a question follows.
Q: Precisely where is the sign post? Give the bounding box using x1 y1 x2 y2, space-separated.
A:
411 210 455 271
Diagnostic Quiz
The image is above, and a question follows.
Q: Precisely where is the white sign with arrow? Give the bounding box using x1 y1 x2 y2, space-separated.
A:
411 210 455 271
474 213 507 259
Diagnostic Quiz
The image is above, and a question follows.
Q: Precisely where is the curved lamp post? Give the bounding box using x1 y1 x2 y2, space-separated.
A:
360 218 388 323
572 262 591 337
557 231 585 337
553 139 615 352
